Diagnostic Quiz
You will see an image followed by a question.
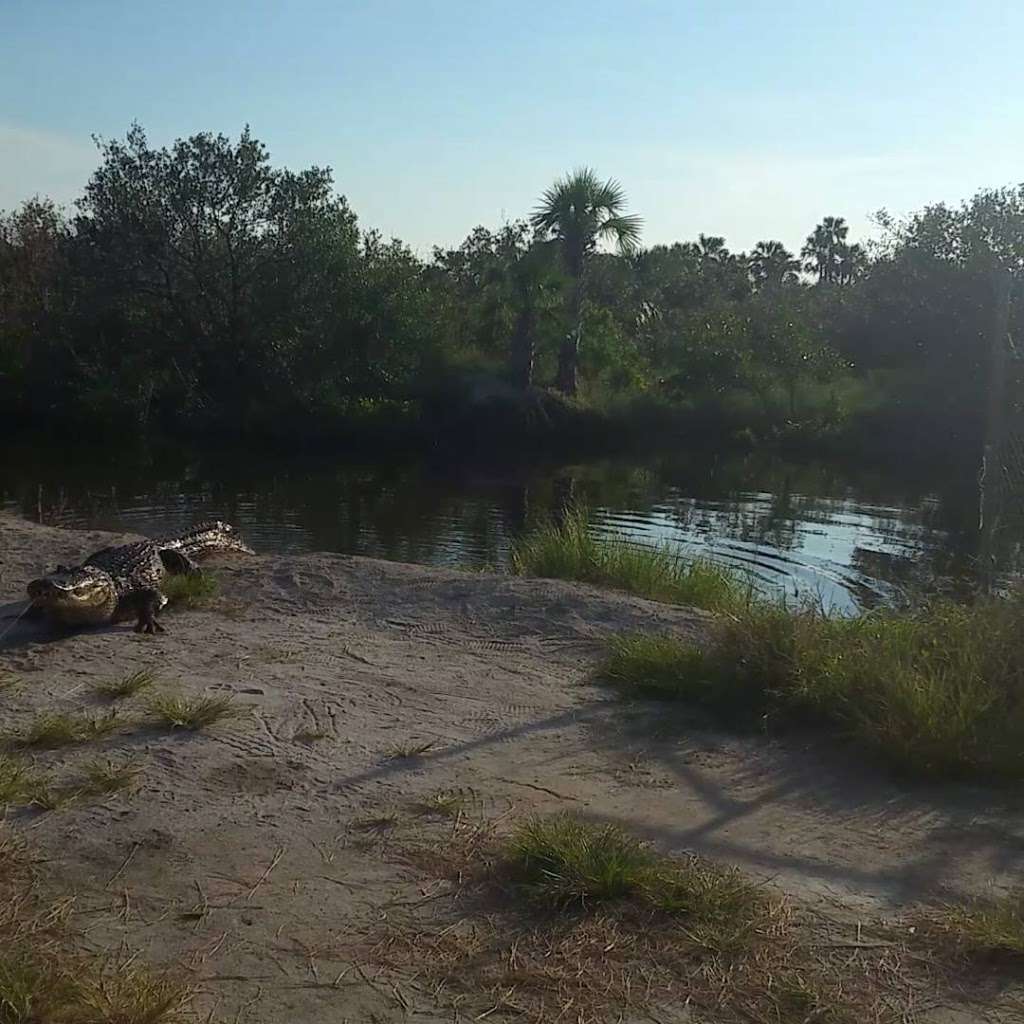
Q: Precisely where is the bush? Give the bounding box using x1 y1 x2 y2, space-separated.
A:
600 596 1024 780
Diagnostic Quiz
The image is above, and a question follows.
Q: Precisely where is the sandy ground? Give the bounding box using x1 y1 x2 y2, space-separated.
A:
2 513 1024 1022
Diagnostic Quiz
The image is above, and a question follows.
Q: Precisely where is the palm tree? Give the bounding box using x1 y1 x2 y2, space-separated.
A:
801 216 849 283
750 240 801 290
836 242 867 286
530 168 642 395
697 233 728 263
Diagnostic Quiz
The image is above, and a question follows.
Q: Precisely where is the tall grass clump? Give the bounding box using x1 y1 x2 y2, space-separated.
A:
601 596 1024 780
601 632 768 726
511 506 746 612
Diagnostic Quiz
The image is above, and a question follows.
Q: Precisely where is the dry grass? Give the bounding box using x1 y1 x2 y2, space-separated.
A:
414 788 470 818
351 810 400 834
0 831 193 1022
387 738 436 760
148 693 241 731
926 892 1024 959
17 711 122 749
367 814 922 1024
92 669 156 700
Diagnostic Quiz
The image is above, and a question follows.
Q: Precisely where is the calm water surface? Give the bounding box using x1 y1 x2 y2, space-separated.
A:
2 439 987 614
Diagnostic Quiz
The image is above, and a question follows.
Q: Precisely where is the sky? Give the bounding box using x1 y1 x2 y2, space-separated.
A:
2 0 1023 257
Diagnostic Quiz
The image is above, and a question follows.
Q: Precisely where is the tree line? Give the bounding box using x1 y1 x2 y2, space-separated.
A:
1 125 1021 453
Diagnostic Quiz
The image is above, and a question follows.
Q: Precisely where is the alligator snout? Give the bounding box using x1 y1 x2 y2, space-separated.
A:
26 577 55 602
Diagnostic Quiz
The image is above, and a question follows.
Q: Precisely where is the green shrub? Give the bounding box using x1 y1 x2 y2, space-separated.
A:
600 596 1024 780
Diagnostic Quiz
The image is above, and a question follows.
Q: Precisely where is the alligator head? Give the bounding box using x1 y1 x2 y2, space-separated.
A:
27 565 119 626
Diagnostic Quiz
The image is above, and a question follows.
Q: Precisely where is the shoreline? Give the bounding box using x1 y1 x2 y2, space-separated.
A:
1 514 1022 1020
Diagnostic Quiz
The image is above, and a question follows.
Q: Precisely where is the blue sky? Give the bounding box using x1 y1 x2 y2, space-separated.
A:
2 0 1023 256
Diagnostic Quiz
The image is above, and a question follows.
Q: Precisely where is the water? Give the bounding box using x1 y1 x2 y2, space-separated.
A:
1 439 985 614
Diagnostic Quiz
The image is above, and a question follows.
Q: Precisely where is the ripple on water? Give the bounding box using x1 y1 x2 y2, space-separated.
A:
2 446 972 615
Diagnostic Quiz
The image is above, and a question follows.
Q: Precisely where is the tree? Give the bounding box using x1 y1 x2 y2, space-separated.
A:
835 242 867 286
802 216 850 284
505 243 562 388
749 240 800 290
745 291 843 419
697 233 728 262
74 124 362 427
0 199 72 411
431 222 562 387
530 168 642 395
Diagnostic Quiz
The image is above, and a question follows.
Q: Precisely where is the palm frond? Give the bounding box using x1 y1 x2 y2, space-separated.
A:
592 176 629 214
600 214 644 254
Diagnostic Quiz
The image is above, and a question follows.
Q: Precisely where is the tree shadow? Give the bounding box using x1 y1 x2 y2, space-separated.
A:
582 698 1024 904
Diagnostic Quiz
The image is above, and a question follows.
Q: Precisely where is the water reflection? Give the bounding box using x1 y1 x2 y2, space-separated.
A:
0 439 988 614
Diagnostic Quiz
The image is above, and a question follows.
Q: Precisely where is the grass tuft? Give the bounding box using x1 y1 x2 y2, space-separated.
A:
18 711 121 750
0 755 39 805
92 669 155 700
415 788 470 818
511 505 746 611
508 815 653 906
387 739 436 760
81 758 144 796
25 783 71 812
148 693 240 731
928 893 1024 959
161 572 218 608
506 814 770 950
600 594 1024 780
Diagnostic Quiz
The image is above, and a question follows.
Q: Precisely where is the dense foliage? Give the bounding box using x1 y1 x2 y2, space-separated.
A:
1 125 1021 452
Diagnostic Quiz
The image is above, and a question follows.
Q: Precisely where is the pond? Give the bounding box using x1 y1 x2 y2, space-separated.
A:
0 438 993 615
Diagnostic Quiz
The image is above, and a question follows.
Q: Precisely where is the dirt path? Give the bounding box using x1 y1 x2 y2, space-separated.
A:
2 514 1023 1022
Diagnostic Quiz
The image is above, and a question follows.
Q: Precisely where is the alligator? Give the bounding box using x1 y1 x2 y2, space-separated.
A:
26 521 254 634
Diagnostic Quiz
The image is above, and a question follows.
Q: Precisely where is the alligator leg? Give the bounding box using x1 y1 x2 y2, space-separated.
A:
117 590 167 634
159 549 201 576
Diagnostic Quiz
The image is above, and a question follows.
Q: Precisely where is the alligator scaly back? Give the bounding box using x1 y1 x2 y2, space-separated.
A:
159 520 256 559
